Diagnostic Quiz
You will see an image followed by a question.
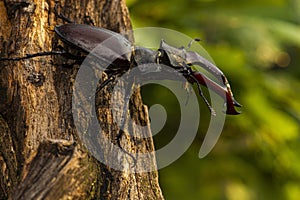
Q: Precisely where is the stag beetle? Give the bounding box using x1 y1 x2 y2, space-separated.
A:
54 23 241 115
0 23 241 115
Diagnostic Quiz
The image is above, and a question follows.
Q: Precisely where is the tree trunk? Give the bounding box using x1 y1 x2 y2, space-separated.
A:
0 0 164 199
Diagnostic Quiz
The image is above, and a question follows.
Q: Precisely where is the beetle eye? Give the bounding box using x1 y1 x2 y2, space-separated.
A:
156 50 165 63
157 51 162 57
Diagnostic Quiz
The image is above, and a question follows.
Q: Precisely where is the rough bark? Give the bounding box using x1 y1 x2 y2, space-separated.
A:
0 0 164 199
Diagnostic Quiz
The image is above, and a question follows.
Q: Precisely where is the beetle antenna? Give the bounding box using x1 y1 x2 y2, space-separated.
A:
190 74 216 116
187 38 201 49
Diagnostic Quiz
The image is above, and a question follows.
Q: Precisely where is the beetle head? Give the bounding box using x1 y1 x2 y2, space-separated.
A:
158 40 188 67
158 39 241 115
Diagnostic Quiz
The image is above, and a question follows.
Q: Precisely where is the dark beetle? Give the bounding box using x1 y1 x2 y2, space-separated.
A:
0 23 241 115
54 24 241 115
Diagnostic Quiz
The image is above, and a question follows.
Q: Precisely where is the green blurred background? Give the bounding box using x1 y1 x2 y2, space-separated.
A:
127 0 300 199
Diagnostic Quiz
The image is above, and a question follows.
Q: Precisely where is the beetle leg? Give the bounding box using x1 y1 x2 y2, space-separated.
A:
83 16 95 26
172 63 214 112
95 71 137 166
117 77 137 166
54 3 75 23
0 51 81 62
96 74 116 94
116 130 137 166
189 74 216 116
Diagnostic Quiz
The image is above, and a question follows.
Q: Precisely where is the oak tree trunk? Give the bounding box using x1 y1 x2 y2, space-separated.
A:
0 0 164 199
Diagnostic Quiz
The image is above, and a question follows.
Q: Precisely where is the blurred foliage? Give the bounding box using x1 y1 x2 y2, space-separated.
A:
127 0 300 199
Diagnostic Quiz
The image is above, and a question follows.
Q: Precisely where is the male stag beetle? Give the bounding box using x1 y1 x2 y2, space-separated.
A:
0 23 241 115
54 23 241 115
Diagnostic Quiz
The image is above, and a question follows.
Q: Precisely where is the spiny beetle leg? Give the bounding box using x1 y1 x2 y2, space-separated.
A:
179 65 216 115
190 75 216 116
